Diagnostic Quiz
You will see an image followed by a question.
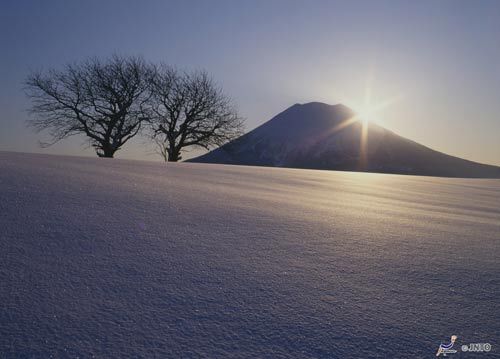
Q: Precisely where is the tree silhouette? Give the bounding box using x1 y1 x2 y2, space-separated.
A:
147 66 243 162
25 55 152 158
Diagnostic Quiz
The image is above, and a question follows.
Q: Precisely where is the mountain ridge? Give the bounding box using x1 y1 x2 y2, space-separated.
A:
189 102 500 178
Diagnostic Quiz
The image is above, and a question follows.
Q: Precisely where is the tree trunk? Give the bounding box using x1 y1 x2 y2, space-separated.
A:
167 147 181 162
97 144 115 158
167 153 180 162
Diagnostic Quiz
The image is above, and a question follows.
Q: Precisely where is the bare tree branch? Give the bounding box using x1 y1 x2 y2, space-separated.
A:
146 66 244 162
25 55 152 158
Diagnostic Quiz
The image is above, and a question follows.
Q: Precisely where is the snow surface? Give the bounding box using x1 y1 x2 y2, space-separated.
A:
1 151 499 358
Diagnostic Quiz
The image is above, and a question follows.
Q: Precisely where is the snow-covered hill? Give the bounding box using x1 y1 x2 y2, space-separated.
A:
1 151 499 357
191 102 500 178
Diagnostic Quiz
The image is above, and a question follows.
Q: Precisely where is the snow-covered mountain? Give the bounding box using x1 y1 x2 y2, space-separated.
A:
190 102 500 178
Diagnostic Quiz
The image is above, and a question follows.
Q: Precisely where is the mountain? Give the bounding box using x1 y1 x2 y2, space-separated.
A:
189 102 500 178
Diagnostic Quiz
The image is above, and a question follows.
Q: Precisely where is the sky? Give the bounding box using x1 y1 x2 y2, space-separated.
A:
1 0 500 165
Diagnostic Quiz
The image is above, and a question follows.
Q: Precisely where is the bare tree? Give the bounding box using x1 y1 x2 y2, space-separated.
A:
25 55 152 158
147 66 244 162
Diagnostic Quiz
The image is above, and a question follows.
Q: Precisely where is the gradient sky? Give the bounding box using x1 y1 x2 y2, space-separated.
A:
1 0 500 165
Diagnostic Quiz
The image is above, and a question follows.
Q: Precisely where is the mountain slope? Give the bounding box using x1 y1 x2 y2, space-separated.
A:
190 102 500 178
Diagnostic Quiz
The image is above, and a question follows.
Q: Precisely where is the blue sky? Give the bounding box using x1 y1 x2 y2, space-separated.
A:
1 0 500 164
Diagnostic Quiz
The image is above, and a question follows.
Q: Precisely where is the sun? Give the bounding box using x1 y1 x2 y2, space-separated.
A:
328 79 403 138
353 95 400 126
353 86 391 125
356 84 373 124
327 81 403 169
356 106 378 125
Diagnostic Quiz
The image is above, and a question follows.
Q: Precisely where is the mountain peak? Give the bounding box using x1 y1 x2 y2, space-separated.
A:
285 102 356 120
290 101 353 111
